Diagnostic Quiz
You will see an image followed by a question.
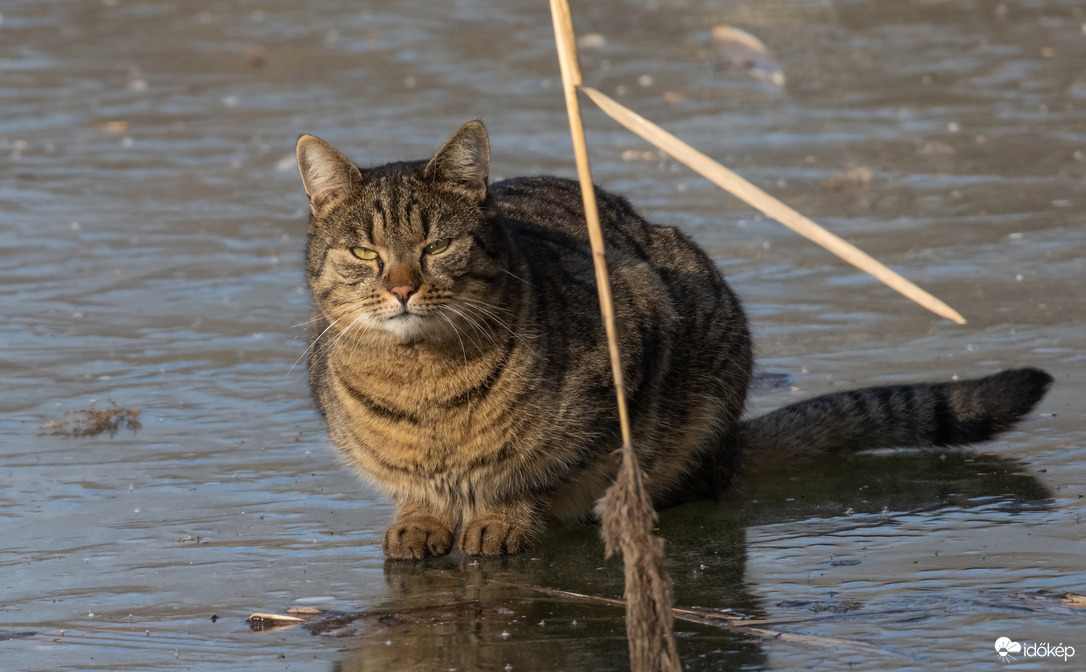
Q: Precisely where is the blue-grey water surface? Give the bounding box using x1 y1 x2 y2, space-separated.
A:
1 0 1084 670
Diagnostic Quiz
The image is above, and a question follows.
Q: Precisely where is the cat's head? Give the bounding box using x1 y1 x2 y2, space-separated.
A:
297 121 510 347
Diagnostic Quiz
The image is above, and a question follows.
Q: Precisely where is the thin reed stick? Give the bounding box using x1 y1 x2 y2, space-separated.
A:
548 1 632 449
579 86 966 324
550 1 682 671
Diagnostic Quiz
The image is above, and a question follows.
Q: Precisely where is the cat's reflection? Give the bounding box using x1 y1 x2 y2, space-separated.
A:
331 449 1050 672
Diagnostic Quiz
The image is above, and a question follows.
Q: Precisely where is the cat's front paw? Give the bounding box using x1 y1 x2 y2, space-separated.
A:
459 514 534 556
383 518 454 559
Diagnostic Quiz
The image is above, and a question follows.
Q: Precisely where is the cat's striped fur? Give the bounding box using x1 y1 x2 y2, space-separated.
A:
296 121 1052 559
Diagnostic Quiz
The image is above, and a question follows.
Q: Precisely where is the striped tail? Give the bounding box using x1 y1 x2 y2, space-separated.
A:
740 368 1053 472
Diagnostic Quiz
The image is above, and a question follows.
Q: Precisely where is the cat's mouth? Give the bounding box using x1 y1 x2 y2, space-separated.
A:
388 305 421 320
382 305 429 326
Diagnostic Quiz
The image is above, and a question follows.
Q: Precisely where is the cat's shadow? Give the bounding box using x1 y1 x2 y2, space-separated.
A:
332 449 1050 671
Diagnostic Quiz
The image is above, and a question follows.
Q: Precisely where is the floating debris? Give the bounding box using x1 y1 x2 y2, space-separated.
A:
578 33 606 49
824 167 873 192
247 612 308 631
621 149 659 162
245 45 268 67
920 141 955 155
39 402 142 438
1010 590 1086 609
88 120 131 133
711 25 785 87
1063 592 1086 607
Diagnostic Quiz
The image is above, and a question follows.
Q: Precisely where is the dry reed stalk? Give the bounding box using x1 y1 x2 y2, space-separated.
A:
530 587 913 660
578 86 967 325
549 1 681 670
246 612 305 626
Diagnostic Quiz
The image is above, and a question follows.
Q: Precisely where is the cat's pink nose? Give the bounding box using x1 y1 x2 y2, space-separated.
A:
390 285 416 303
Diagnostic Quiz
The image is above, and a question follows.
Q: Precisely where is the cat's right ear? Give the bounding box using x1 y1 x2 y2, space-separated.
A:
296 135 363 215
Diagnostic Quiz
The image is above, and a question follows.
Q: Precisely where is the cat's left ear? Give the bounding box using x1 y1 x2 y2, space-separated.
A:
424 120 490 203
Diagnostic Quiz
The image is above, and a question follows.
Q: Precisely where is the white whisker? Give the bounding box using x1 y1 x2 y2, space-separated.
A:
458 298 519 340
444 304 501 349
288 313 348 376
501 268 535 288
436 311 468 363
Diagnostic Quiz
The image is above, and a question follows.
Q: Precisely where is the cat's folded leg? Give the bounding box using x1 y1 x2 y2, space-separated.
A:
382 501 457 559
459 499 541 556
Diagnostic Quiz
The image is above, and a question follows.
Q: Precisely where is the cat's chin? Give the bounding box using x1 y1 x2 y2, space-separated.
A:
378 314 436 344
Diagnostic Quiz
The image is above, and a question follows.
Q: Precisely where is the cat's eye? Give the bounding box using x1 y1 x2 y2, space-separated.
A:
351 246 379 261
424 239 450 255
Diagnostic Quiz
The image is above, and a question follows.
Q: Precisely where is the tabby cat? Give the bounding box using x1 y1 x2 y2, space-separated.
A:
296 121 1052 559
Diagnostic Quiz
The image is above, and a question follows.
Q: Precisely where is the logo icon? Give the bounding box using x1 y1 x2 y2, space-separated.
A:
996 637 1022 662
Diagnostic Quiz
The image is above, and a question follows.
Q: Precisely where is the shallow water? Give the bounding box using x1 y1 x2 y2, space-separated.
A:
1 0 1084 670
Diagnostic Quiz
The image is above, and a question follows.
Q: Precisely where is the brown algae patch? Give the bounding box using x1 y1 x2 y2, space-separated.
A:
39 402 142 437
